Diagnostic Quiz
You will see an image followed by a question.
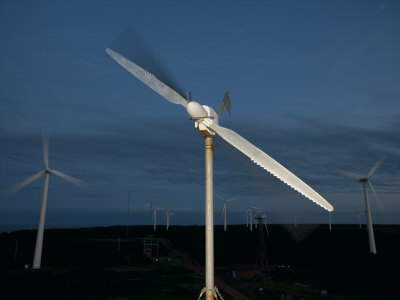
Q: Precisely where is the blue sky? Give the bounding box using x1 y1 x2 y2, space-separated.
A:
1 0 399 227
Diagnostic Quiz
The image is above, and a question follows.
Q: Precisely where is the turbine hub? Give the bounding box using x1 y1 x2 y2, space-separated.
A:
360 178 368 183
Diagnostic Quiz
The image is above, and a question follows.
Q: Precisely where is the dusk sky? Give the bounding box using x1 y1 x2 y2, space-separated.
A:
1 0 399 228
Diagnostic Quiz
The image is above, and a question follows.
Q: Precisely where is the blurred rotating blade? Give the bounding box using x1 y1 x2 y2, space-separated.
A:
208 122 333 212
368 157 385 178
106 48 188 108
368 181 383 211
42 134 49 169
6 170 45 196
216 193 225 202
339 169 364 180
50 169 84 187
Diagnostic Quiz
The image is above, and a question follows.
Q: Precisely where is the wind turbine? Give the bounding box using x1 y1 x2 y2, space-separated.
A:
261 210 269 237
152 206 164 231
166 208 174 231
246 206 253 231
358 211 366 229
106 46 333 299
340 158 384 254
253 207 263 229
6 135 83 269
245 203 262 232
216 193 236 231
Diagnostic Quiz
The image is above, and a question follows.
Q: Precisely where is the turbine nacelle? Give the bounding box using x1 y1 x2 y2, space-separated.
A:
186 101 219 135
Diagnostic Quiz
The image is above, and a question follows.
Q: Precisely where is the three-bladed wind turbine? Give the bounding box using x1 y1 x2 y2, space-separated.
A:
6 135 83 269
216 193 236 231
340 158 384 254
166 208 174 231
106 46 333 299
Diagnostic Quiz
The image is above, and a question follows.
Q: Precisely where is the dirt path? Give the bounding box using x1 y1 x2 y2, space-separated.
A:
181 256 251 300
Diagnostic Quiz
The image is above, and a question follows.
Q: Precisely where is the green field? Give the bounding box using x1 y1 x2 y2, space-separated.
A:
0 225 398 299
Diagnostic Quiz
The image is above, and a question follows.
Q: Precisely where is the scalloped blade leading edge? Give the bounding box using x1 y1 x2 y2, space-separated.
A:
106 48 188 108
208 122 333 212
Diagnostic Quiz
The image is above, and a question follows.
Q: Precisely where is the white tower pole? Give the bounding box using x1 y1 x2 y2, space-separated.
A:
329 211 332 231
204 134 215 300
362 181 377 254
153 210 157 231
249 208 253 232
166 209 170 231
33 171 50 269
223 202 227 231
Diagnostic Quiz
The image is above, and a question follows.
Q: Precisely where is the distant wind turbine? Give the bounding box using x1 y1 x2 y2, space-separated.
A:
358 211 366 229
151 205 164 230
253 207 263 229
6 135 83 269
261 210 269 237
166 208 174 231
216 193 236 231
106 45 333 300
340 158 385 254
245 203 262 231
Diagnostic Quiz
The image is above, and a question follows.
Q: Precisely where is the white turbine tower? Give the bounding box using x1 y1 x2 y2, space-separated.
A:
216 193 236 231
245 203 262 232
328 211 332 231
166 208 174 231
152 206 164 231
340 158 384 254
261 210 269 237
246 206 253 231
106 47 333 299
6 135 83 269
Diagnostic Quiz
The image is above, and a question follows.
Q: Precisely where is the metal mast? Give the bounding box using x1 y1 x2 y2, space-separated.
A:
204 133 215 299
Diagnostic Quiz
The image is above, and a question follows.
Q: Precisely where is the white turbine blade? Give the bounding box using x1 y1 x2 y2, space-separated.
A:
368 181 383 210
339 169 364 180
50 169 84 187
226 197 237 203
42 134 49 169
6 170 45 195
208 122 333 212
215 193 225 202
368 157 385 178
106 48 188 108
